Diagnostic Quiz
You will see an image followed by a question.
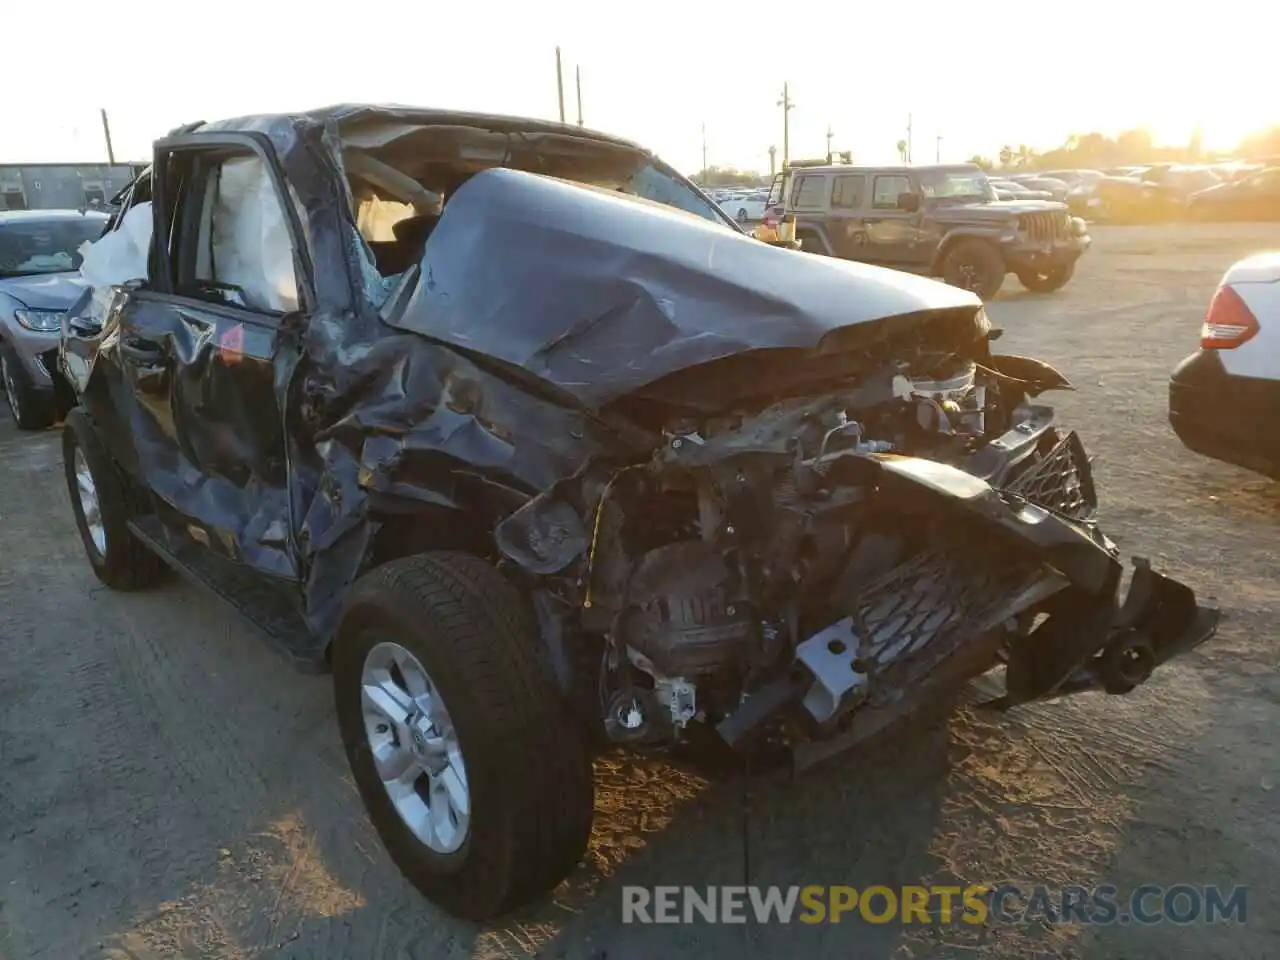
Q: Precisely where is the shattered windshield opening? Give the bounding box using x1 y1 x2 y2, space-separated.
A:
918 169 995 203
620 163 725 223
0 218 106 277
337 120 734 303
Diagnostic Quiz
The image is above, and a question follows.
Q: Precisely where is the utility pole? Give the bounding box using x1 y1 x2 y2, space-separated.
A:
701 123 708 182
555 47 566 122
768 145 777 178
777 83 794 168
936 134 943 163
906 112 913 163
825 124 834 163
576 65 584 126
100 108 115 165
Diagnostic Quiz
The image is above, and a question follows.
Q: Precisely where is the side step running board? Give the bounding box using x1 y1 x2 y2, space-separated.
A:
127 516 327 673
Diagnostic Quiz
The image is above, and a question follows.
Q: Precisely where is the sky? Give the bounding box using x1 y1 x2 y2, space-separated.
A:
2 0 1274 176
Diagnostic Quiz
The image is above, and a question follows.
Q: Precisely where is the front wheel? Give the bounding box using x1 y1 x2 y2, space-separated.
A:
333 552 595 920
940 239 1006 300
1016 261 1076 293
2 344 56 430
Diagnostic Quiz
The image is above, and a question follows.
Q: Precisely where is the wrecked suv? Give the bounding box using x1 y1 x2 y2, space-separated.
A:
58 106 1216 921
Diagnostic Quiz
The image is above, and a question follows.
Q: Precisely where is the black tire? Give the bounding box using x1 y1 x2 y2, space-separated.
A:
1 343 56 430
1016 261 1076 293
940 238 1006 300
62 408 167 590
796 230 829 256
736 207 749 222
333 552 594 920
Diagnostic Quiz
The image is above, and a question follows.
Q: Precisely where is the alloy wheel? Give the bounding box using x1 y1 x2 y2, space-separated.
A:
2 355 20 423
73 447 107 555
957 262 982 291
361 640 471 854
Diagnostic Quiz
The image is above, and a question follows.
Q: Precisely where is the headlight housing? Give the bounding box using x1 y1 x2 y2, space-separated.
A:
14 308 64 333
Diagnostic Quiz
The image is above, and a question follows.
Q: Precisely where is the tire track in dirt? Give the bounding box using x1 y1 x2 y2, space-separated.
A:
0 433 207 959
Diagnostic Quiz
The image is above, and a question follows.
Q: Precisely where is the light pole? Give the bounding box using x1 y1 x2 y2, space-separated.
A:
777 83 794 168
555 47 566 122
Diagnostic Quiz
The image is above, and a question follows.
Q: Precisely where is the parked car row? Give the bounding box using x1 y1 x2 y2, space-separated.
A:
0 105 1219 924
993 163 1280 223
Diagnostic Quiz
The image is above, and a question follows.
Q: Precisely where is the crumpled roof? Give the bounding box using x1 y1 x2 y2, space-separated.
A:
188 103 646 153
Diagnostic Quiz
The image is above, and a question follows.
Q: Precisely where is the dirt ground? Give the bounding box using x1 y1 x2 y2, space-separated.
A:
1 223 1277 960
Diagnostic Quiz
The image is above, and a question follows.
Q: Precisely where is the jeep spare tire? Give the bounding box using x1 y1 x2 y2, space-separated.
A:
333 552 595 920
1017 262 1076 293
940 238 1005 300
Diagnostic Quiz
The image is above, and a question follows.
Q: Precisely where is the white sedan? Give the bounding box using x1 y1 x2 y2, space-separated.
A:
721 195 768 223
1170 252 1280 477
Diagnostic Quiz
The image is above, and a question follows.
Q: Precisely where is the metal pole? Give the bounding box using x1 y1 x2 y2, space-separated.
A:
100 108 116 165
555 47 566 123
936 134 942 162
768 145 777 178
701 123 708 180
576 66 584 126
777 83 793 169
906 113 913 163
826 124 833 163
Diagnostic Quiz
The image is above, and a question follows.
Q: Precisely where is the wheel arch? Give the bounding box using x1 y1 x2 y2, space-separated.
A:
795 222 835 256
931 228 1008 275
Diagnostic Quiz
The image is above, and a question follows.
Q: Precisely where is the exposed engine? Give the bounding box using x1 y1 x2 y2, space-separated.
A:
494 348 1202 765
555 360 1065 745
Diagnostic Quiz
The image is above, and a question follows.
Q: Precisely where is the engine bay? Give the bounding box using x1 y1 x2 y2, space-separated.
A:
498 357 1099 754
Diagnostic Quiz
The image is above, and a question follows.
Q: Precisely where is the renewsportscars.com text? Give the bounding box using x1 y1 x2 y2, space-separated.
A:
622 884 1248 926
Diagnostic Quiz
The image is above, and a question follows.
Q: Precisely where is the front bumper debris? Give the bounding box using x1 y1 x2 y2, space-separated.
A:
713 454 1218 771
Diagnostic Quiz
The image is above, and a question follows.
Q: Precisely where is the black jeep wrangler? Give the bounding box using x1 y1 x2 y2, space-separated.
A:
768 162 1091 300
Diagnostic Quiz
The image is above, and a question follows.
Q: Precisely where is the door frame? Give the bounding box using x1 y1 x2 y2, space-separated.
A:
150 131 317 315
123 132 318 573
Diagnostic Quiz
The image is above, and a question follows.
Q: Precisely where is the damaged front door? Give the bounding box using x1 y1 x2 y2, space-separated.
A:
117 136 311 580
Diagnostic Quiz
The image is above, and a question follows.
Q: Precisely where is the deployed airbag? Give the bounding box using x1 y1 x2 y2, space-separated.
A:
76 200 153 324
210 157 299 313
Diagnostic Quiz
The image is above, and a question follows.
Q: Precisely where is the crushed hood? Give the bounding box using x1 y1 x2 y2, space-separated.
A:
385 167 983 406
0 272 88 310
